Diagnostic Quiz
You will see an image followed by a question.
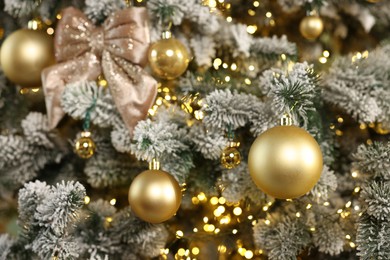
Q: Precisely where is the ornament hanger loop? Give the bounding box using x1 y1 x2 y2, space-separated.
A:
281 114 292 126
149 158 161 170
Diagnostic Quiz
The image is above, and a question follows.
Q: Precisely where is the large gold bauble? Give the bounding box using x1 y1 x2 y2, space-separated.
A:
148 37 190 80
299 16 324 40
0 29 55 88
74 132 96 159
128 169 182 223
248 125 323 199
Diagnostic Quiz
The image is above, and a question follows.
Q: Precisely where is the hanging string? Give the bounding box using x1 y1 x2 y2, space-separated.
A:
83 96 97 131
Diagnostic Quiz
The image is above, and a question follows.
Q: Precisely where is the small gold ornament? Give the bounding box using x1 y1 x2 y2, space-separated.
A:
371 122 390 135
221 141 241 169
128 159 182 223
299 15 324 40
248 115 323 199
148 31 190 80
0 22 55 88
74 131 96 159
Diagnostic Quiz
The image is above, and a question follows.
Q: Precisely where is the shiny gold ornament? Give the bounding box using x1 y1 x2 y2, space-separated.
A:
248 124 323 199
0 28 55 88
148 31 190 80
299 16 324 40
74 131 96 159
128 159 182 223
221 141 241 169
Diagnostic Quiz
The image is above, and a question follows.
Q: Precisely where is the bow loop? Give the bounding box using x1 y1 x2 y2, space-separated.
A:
42 7 157 136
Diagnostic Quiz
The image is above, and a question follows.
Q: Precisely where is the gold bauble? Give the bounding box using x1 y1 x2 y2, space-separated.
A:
0 29 55 88
74 131 96 159
128 169 182 223
299 16 324 40
221 142 241 169
248 125 323 199
148 33 190 80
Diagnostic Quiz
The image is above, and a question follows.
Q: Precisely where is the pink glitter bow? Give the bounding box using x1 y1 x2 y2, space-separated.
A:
42 7 157 135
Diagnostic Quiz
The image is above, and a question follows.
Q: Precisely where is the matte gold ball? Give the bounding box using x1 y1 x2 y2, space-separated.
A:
221 146 241 169
299 16 324 40
128 169 182 223
248 125 323 199
75 135 96 159
0 29 55 88
148 37 190 80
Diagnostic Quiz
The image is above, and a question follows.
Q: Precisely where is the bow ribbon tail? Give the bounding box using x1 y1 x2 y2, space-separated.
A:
41 53 102 129
102 51 157 136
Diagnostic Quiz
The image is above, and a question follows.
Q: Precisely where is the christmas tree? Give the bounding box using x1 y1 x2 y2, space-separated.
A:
0 0 389 259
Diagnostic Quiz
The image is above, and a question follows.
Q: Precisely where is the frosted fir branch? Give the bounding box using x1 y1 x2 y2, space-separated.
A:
110 124 132 153
61 81 122 129
309 165 338 201
190 35 216 67
0 135 29 169
0 69 6 110
84 151 134 188
109 208 169 258
35 181 86 236
312 220 345 256
88 200 117 218
0 234 13 260
18 181 51 224
189 124 227 160
30 230 82 260
352 142 390 180
84 0 125 24
153 105 189 128
202 89 260 129
253 216 311 260
185 1 220 35
322 44 390 125
4 0 37 18
160 151 193 183
249 101 279 136
361 181 390 221
147 0 186 25
356 213 390 260
262 62 318 127
229 23 253 58
220 162 267 204
130 119 189 162
250 35 297 61
21 112 54 149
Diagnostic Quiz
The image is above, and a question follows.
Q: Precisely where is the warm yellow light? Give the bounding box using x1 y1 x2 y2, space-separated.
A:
192 247 200 255
222 63 228 69
192 197 200 204
351 171 358 178
346 201 352 208
337 117 344 123
262 205 269 211
233 207 242 216
319 57 327 64
226 16 232 22
197 192 207 201
360 123 367 130
247 215 253 220
193 227 198 232
231 63 237 71
225 76 231 82
238 247 246 256
46 27 54 35
310 227 316 232
306 204 312 209
244 78 252 85
346 234 351 240
110 198 116 206
296 212 301 218
176 230 184 238
349 242 356 248
248 9 256 16
323 202 330 206
218 245 227 253
106 217 113 223
354 205 360 211
214 228 220 234
264 219 270 225
281 53 287 60
323 50 330 57
203 224 215 232
232 229 238 234
178 248 186 256
266 12 272 18
220 215 231 224
203 217 209 223
253 1 260 7
246 25 257 34
84 196 90 204
337 209 343 214
210 197 219 205
218 197 226 204
245 250 254 259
